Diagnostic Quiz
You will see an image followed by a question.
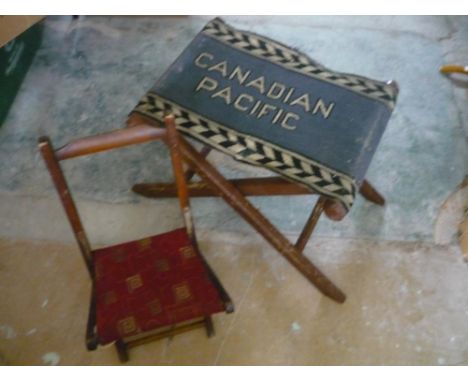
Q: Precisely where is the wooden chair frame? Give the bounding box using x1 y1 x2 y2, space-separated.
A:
129 114 387 304
38 115 233 362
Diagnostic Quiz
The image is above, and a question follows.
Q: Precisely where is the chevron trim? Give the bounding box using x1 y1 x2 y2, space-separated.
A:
134 92 357 210
202 18 398 109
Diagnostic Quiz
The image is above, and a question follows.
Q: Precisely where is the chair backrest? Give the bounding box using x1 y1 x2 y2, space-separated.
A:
38 115 194 278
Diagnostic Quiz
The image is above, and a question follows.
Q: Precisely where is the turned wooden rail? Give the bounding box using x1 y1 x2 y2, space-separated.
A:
54 125 167 161
133 176 316 198
133 176 384 206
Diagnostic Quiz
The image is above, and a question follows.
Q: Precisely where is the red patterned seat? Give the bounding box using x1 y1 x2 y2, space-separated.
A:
93 228 225 345
39 116 233 361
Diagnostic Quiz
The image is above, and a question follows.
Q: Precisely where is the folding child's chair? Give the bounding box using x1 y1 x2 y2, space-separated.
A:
38 115 234 362
130 18 399 304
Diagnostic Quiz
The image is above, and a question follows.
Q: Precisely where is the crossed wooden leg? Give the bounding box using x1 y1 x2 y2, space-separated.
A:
129 117 384 304
134 137 346 302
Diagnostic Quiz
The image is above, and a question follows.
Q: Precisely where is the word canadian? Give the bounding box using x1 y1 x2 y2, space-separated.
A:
193 52 336 130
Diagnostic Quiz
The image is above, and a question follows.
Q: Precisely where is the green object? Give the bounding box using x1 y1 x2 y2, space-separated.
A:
0 22 43 126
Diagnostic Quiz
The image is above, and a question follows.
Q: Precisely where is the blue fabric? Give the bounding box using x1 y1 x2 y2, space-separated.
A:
150 34 393 182
133 18 398 210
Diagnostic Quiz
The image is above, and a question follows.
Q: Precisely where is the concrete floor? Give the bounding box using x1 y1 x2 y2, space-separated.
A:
0 16 467 365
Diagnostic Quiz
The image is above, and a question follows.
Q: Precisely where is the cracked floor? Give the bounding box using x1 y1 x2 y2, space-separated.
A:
0 16 467 365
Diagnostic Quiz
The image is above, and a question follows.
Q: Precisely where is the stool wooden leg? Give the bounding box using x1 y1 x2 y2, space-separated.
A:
204 316 215 338
359 180 385 206
178 136 346 303
185 146 211 181
115 340 129 363
133 176 313 198
133 176 386 207
295 196 326 252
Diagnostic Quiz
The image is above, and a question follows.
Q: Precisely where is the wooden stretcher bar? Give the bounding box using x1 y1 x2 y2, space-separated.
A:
133 176 385 205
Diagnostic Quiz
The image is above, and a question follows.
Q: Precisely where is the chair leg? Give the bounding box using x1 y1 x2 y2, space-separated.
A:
204 316 215 338
115 340 129 363
359 180 385 206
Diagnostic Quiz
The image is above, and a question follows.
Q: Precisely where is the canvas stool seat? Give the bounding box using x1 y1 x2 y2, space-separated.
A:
93 228 225 345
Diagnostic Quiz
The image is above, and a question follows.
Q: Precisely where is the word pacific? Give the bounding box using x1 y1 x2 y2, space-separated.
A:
193 52 336 130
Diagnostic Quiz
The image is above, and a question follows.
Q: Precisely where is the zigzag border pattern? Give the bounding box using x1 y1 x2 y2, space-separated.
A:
134 92 357 210
202 18 398 109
